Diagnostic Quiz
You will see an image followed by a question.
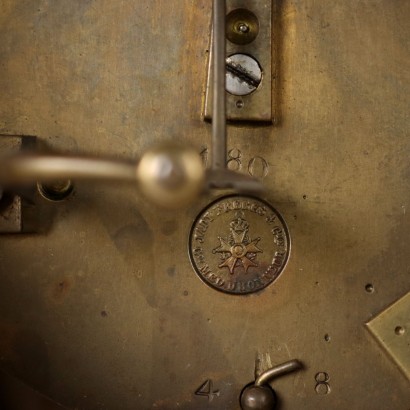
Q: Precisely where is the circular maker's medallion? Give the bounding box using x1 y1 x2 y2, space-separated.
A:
189 195 290 295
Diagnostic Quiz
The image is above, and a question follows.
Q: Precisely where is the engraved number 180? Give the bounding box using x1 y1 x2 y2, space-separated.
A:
200 147 269 179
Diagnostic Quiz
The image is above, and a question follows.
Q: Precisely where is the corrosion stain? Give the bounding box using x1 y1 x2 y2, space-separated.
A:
167 266 176 277
49 277 74 303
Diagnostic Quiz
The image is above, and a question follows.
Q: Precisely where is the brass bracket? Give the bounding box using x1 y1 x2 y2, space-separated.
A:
0 135 38 233
204 0 273 123
366 291 410 381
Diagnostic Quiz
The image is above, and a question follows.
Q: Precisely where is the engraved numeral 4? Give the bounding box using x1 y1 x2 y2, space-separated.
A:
195 379 220 402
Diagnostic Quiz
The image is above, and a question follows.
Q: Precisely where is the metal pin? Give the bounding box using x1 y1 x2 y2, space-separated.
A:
238 23 250 33
255 360 303 387
211 0 227 170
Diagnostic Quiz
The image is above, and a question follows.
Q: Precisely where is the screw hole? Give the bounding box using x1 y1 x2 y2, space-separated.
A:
236 100 244 109
38 180 73 202
395 326 405 336
324 334 331 342
365 283 374 293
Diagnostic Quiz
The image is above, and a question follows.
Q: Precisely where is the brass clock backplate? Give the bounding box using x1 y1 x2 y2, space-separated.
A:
0 1 409 409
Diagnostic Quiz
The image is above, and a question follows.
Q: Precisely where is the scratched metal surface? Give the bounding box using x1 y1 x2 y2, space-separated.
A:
0 1 409 409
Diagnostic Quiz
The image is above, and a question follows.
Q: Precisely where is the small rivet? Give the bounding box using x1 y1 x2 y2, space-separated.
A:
238 23 250 33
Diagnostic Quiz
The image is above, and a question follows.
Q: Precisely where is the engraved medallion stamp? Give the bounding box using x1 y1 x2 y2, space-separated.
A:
189 195 290 295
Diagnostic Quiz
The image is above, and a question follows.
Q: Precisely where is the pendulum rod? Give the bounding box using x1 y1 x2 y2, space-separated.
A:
211 0 227 170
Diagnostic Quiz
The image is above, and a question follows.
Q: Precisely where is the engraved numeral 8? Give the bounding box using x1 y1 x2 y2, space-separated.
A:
198 147 269 180
227 148 242 171
315 372 331 395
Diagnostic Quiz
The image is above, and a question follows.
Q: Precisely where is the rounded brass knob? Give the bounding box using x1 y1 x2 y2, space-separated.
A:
240 385 276 410
136 144 205 208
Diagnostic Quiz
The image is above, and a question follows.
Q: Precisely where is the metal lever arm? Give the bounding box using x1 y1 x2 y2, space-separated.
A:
212 0 227 170
0 154 137 184
209 0 264 194
255 359 302 387
0 145 205 209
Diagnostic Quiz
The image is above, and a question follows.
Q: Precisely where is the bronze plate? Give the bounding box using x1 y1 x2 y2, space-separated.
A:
189 195 290 294
1 1 410 408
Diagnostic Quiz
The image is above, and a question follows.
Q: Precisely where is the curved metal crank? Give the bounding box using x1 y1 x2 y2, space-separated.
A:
240 360 303 410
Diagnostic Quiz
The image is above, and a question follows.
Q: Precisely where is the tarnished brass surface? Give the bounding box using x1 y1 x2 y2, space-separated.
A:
366 292 410 382
0 1 409 409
